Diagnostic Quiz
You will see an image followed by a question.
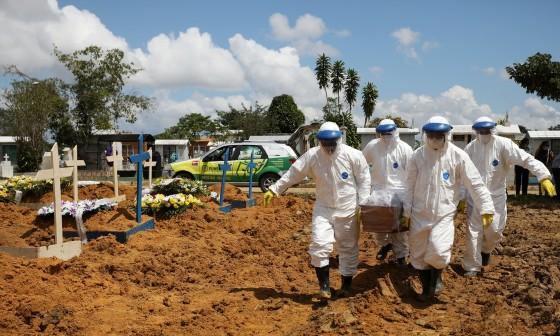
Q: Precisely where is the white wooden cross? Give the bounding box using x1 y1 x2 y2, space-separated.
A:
106 142 123 198
64 146 85 202
35 143 73 245
143 149 157 189
3 154 9 162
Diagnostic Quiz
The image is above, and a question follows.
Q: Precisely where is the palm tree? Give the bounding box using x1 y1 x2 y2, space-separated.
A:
361 82 379 127
314 53 331 102
344 68 360 113
331 60 345 111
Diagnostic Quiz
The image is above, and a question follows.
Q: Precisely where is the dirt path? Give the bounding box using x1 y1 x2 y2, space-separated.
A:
0 194 558 335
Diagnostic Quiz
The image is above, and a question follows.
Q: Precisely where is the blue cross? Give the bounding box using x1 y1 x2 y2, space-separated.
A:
218 148 231 207
247 149 256 200
129 134 150 224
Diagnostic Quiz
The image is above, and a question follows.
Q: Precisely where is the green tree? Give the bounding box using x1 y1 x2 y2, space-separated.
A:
157 113 217 141
549 124 560 130
367 115 409 128
331 60 345 111
216 102 271 139
266 94 305 133
322 97 360 148
315 53 331 102
344 68 360 113
506 53 560 102
361 82 379 127
55 45 152 143
2 76 68 171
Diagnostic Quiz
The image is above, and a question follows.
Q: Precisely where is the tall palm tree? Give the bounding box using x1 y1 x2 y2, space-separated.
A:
344 68 360 113
361 82 379 127
331 60 345 111
314 53 331 102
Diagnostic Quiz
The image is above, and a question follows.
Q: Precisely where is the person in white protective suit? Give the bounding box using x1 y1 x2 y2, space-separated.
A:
362 119 413 264
263 122 371 299
401 116 495 301
461 116 557 277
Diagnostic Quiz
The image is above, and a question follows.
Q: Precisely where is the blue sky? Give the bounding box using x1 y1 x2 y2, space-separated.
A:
2 0 560 132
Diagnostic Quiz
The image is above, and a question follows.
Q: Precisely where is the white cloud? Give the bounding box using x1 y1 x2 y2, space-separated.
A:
482 67 496 76
391 27 438 61
0 0 128 72
269 13 340 56
508 98 560 129
129 28 246 90
369 66 383 76
333 29 351 38
374 85 498 127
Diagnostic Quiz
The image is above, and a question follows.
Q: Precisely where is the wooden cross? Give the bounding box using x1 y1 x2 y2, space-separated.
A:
64 146 85 202
106 142 123 198
143 149 157 189
129 134 150 224
35 143 73 245
3 153 9 162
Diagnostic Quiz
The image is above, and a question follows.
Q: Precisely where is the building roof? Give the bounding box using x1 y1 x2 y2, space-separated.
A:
527 130 560 139
155 139 189 146
357 127 420 135
0 136 17 143
248 135 291 142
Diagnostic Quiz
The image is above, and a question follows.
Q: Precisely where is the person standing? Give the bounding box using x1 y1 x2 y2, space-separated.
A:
462 117 556 277
264 122 371 299
551 153 560 199
362 119 413 265
514 137 530 196
535 141 554 195
401 116 494 301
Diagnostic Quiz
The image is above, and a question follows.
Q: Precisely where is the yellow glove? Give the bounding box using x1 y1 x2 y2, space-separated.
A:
457 200 466 213
540 178 557 197
400 216 411 230
482 214 494 228
263 190 275 206
356 208 362 224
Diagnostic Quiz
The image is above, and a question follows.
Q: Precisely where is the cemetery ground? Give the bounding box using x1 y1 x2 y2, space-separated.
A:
0 183 559 335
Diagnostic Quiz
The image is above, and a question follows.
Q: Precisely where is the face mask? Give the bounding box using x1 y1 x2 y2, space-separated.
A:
380 134 393 143
320 140 338 155
427 137 445 150
479 134 492 144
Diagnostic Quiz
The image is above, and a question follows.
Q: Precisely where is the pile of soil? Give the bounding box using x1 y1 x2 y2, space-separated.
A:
208 183 247 201
21 183 137 204
0 194 558 335
0 201 152 247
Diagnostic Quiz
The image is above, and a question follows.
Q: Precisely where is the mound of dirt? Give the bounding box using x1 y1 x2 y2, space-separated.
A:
0 194 558 335
208 183 247 201
21 183 137 204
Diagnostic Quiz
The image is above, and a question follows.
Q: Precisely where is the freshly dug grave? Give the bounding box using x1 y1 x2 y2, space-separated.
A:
0 194 558 335
21 183 137 204
208 183 247 201
0 201 152 247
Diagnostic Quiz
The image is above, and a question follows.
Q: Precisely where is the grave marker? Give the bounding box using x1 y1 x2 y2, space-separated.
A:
106 142 123 199
64 146 85 202
1 154 13 178
143 149 157 189
129 134 150 224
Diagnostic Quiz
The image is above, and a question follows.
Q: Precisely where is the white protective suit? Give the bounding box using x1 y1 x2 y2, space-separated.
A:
269 144 371 276
463 135 552 271
403 142 494 270
362 131 413 258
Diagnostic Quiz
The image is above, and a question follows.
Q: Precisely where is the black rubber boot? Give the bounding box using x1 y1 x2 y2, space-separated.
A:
376 243 393 260
314 266 331 299
432 269 443 296
481 252 491 266
338 275 353 298
418 269 431 302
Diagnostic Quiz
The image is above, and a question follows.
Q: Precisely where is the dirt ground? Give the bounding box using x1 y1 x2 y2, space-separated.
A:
20 183 137 204
0 188 559 335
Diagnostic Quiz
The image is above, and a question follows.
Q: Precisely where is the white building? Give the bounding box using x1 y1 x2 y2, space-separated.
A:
357 128 420 149
154 139 190 164
247 135 291 143
527 130 560 157
450 124 523 149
